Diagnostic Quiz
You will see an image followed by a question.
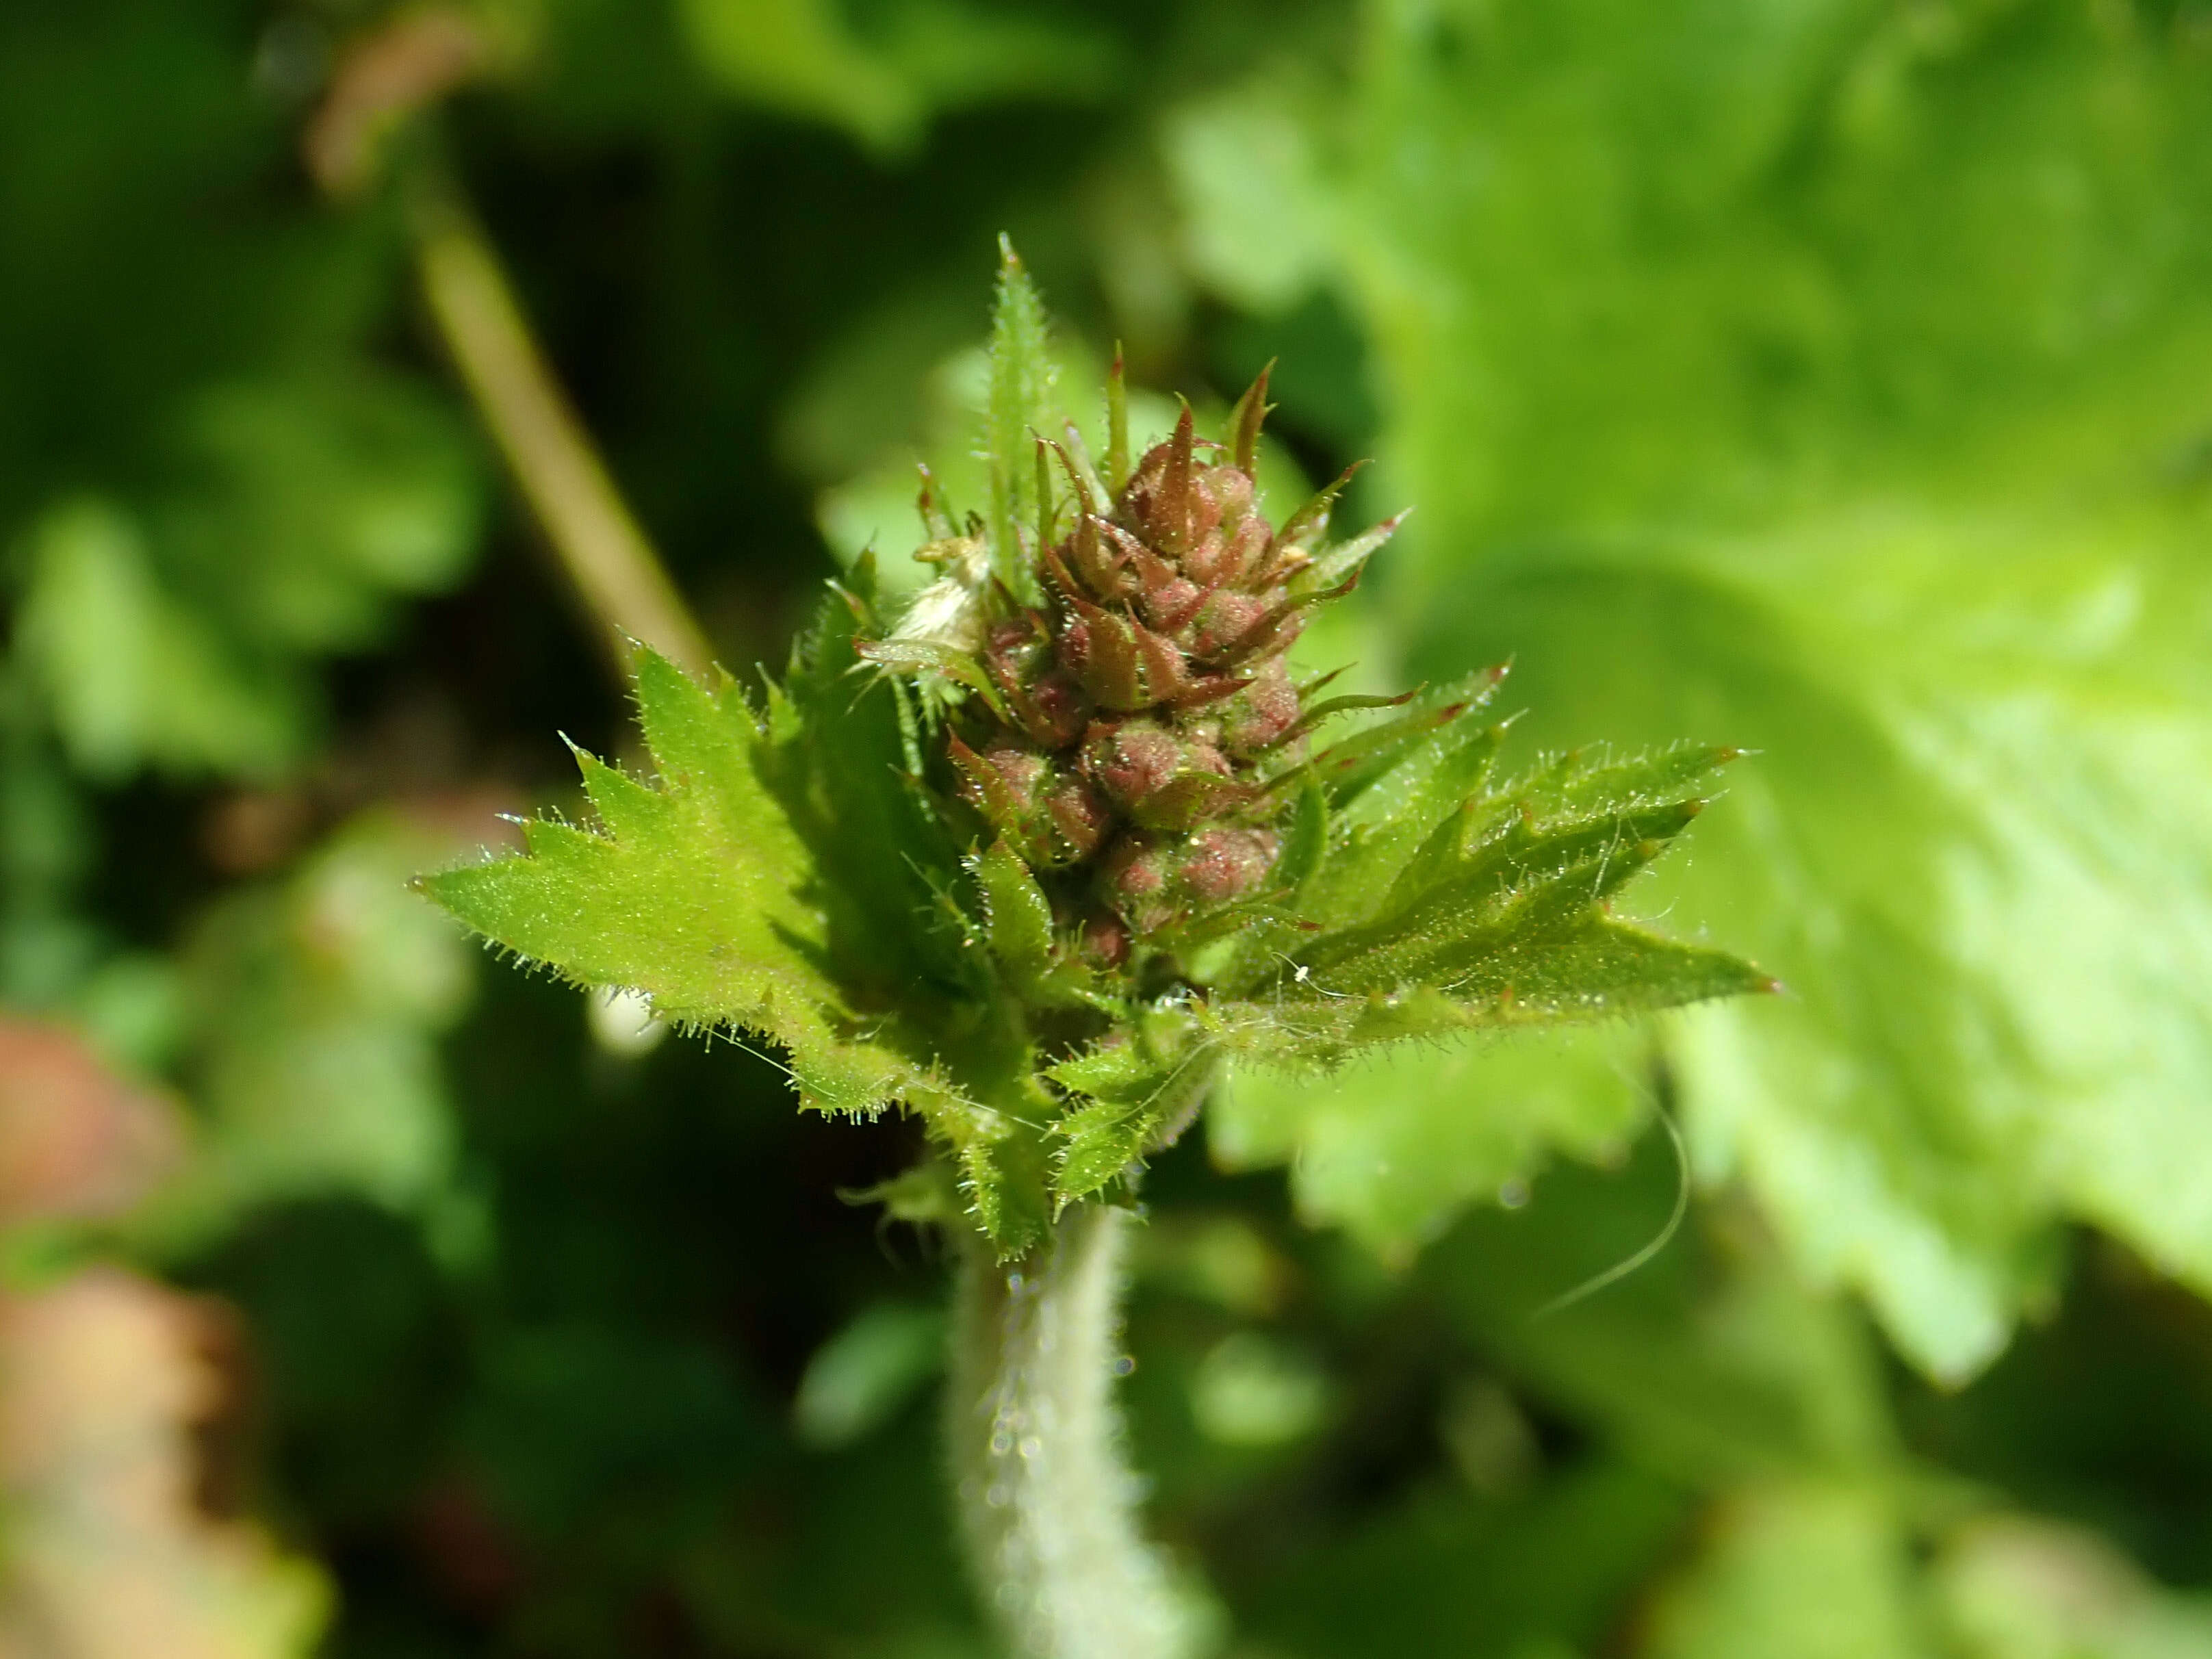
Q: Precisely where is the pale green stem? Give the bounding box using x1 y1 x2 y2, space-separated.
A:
947 1205 1195 1659
407 178 715 682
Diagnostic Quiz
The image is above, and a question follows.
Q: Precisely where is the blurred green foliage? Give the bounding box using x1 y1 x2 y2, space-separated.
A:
1271 0 2212 1388
5 0 2212 1655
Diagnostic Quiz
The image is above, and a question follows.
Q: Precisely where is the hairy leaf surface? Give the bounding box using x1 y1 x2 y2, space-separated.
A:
423 636 1049 1251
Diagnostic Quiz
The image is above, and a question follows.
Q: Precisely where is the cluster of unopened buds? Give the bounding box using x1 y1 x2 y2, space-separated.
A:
871 368 1402 967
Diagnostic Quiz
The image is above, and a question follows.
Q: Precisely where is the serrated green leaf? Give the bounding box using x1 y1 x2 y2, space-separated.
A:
775 595 986 1007
1532 741 1746 822
1217 919 1766 1073
422 639 1055 1250
427 647 899 1114
1198 706 1760 1075
1309 797 1711 981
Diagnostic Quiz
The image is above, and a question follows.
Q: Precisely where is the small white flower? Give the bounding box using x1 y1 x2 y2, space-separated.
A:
888 536 992 656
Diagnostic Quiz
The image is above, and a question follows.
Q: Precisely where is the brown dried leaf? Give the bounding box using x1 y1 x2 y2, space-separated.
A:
0 1270 327 1659
0 1021 183 1228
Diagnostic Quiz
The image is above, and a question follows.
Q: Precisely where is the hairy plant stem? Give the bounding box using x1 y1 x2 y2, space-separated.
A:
406 177 715 682
948 1205 1194 1659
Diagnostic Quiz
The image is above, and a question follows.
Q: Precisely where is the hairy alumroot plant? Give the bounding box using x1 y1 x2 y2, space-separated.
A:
421 242 1771 1658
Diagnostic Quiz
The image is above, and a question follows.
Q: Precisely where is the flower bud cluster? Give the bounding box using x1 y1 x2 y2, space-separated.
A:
934 380 1392 966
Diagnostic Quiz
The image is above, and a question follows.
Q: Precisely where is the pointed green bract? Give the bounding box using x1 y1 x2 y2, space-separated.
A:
984 236 1054 597
974 838 1055 983
1049 1012 1216 1207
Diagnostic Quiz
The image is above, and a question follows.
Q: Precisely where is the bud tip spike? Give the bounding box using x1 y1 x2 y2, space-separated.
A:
1229 359 1275 476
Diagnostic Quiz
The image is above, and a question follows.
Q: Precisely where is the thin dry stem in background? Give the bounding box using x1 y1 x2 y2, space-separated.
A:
408 188 716 679
305 10 715 682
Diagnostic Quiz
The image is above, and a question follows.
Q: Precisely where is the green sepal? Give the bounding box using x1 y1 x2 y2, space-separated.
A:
984 236 1053 600
973 837 1055 982
858 636 1009 719
1273 779 1329 898
1311 665 1510 808
1213 918 1773 1071
1048 1007 1217 1208
1292 508 1409 595
912 1073 1053 1256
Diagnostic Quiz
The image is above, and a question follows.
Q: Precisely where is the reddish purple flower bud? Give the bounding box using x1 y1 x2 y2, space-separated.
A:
1079 719 1243 832
1200 465 1252 523
1178 827 1279 905
1079 909 1131 968
984 619 1090 747
949 736 1107 867
1218 660 1301 757
1064 512 1131 601
1083 719 1185 808
1014 670 1090 749
914 363 1402 961
1100 834 1177 931
1140 574 1205 634
1190 590 1265 660
1116 414 1202 556
1044 774 1113 860
1222 514 1273 584
1053 586 1144 708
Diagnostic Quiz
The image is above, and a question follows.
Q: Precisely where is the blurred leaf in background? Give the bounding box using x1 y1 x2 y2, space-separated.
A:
0 0 485 786
0 1269 331 1659
0 1025 326 1659
1167 0 2212 1381
153 814 480 1239
16 500 300 782
678 0 1122 153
